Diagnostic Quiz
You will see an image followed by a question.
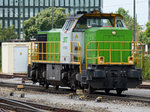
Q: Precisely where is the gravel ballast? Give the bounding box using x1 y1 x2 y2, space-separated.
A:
0 78 150 112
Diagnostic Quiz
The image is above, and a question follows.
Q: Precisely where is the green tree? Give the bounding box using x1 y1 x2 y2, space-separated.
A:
140 22 150 45
116 8 142 40
24 7 67 41
0 25 18 42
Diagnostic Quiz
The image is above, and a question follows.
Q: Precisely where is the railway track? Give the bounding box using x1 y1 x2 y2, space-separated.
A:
0 82 72 94
137 84 150 89
0 97 79 112
0 82 150 104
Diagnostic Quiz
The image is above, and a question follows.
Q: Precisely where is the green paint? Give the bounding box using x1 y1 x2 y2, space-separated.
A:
63 37 68 43
85 27 132 64
38 29 61 62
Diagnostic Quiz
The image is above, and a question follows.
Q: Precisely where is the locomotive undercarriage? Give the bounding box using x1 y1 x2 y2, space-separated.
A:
28 63 142 95
28 63 81 90
78 65 142 94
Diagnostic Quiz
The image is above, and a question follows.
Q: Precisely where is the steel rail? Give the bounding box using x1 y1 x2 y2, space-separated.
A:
0 82 150 104
0 97 43 112
0 97 79 112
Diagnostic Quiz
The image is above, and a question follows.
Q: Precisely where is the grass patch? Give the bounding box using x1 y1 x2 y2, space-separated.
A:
142 55 150 80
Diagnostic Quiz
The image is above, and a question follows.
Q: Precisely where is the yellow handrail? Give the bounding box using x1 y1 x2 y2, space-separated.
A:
70 41 82 73
28 41 82 73
86 41 143 69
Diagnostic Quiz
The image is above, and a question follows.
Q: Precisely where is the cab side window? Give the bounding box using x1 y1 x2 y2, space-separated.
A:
116 20 124 27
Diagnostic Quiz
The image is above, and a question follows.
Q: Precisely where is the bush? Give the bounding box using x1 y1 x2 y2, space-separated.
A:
142 55 150 80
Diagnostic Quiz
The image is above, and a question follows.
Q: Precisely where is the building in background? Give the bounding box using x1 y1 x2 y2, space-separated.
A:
0 0 103 38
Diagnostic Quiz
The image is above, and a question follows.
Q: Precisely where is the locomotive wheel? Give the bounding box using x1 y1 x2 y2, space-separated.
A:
105 89 110 94
54 85 59 90
45 83 49 89
116 89 123 95
87 85 94 94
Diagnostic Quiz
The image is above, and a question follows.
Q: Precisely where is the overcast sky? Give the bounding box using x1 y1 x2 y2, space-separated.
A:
103 0 148 27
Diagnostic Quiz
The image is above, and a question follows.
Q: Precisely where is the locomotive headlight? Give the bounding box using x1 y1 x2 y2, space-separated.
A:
98 56 105 64
128 56 134 64
112 31 116 35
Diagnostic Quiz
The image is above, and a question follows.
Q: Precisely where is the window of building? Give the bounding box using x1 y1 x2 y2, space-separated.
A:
85 8 89 12
35 0 39 6
65 8 69 13
4 0 8 6
30 0 33 6
0 8 3 17
0 0 3 6
40 8 43 11
10 20 13 26
50 0 52 6
4 8 8 17
10 0 13 6
45 0 49 6
60 0 64 6
15 8 18 17
21 8 23 17
15 20 18 28
15 0 18 6
85 0 89 7
90 0 94 7
35 8 38 16
30 8 33 17
70 8 74 14
70 0 74 7
75 0 79 7
80 0 84 7
95 0 99 6
55 0 59 6
25 8 28 17
80 8 84 11
40 0 43 6
20 0 23 6
65 0 69 6
21 20 23 28
90 8 94 11
5 20 8 28
25 0 28 6
9 8 13 17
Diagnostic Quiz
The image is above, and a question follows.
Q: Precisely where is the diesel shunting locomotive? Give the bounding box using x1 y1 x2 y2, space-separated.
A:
28 11 143 94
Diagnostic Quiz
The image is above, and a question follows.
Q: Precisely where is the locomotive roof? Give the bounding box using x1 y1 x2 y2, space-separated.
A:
67 12 123 19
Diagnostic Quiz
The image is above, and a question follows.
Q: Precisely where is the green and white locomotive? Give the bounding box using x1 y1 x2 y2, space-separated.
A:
28 11 143 94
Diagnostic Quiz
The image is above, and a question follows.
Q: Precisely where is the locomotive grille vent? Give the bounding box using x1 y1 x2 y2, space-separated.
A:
37 34 47 41
37 34 47 60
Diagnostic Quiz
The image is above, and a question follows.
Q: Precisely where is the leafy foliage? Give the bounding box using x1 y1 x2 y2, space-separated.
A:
139 22 150 45
142 55 150 80
0 25 18 42
24 7 67 41
116 8 142 40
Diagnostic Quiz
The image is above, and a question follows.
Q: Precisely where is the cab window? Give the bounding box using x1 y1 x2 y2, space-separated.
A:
116 20 124 27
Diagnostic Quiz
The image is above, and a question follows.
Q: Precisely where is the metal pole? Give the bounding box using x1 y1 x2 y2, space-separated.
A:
19 0 21 39
133 0 136 41
52 0 54 29
22 0 24 39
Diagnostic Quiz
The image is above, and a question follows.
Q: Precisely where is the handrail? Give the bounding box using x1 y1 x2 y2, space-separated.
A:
70 41 82 73
86 41 143 69
28 41 82 73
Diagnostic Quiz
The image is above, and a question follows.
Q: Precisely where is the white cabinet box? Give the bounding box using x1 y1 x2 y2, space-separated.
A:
2 42 30 74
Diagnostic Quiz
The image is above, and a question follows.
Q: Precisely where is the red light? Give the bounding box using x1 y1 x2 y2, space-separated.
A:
100 57 104 60
130 57 133 60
